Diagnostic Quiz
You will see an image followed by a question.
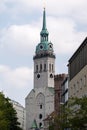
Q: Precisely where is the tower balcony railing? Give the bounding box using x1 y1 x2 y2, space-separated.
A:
33 52 56 60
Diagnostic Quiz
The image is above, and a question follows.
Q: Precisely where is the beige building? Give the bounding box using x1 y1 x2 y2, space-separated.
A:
11 100 26 130
68 37 87 98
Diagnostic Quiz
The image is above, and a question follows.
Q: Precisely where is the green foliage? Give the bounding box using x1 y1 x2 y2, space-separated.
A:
0 92 23 130
49 96 87 130
49 122 55 130
65 96 87 130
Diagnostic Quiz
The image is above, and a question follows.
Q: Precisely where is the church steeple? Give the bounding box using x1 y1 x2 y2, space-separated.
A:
40 8 49 43
34 8 55 58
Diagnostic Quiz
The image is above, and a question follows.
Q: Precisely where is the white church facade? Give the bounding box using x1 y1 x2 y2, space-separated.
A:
25 8 55 130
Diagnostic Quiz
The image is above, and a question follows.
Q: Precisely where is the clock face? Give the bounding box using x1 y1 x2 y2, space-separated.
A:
40 45 44 50
49 44 53 50
37 73 40 79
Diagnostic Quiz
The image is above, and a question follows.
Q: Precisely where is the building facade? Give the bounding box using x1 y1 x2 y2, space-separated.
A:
68 37 87 98
54 74 67 114
61 76 68 104
11 100 26 130
25 8 55 130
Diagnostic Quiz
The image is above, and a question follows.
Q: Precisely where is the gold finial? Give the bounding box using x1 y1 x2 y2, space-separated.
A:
43 0 46 9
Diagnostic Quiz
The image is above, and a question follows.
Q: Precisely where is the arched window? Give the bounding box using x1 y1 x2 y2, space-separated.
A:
36 65 38 72
49 64 51 72
40 64 42 72
39 122 42 128
39 114 43 119
44 64 46 71
40 104 42 109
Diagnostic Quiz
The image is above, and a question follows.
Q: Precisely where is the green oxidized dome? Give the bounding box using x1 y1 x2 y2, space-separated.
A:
36 41 53 54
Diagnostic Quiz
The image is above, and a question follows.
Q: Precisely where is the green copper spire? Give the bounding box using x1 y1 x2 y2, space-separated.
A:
34 8 55 57
42 8 46 30
40 8 49 42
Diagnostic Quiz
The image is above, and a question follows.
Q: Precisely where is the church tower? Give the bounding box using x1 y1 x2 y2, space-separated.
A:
33 8 55 89
25 8 55 130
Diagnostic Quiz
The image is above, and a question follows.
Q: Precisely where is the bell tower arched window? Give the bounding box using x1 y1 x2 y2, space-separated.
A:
40 64 42 72
49 64 51 72
36 65 38 72
44 64 46 71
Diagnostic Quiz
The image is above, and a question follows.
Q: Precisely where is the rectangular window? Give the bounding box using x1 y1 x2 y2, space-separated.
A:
40 105 42 109
49 64 51 72
77 81 79 92
44 64 46 71
40 64 42 71
36 65 38 72
73 84 76 94
80 79 82 89
84 75 86 86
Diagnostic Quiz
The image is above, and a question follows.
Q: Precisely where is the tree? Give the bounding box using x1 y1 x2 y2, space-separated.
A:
49 96 87 130
64 96 87 130
0 92 22 130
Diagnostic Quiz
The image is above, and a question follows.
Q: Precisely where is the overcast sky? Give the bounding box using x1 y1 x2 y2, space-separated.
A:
0 0 87 106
